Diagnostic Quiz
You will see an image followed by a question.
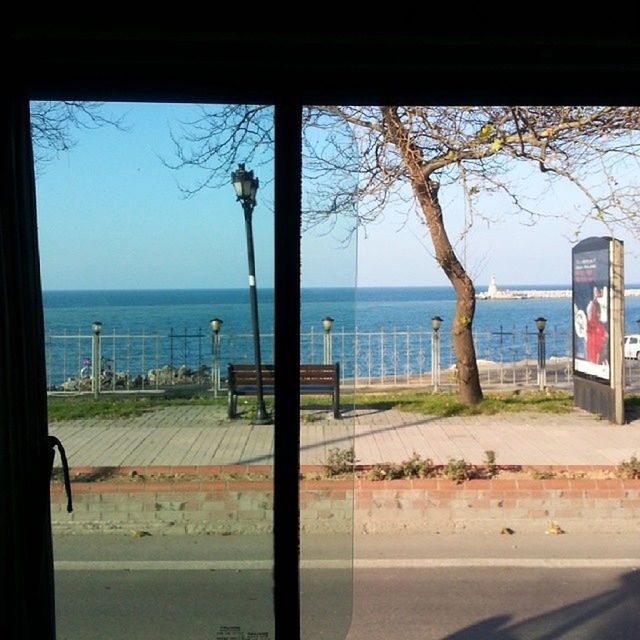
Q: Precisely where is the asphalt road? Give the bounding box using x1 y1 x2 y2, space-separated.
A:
53 533 640 639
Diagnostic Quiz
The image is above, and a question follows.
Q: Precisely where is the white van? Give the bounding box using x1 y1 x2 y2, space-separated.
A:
624 335 640 359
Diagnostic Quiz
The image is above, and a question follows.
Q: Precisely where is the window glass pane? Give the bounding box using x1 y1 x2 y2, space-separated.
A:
36 101 275 639
316 105 640 638
300 106 357 640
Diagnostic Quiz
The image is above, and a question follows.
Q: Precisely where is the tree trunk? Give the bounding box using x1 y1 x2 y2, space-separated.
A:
415 181 483 405
380 107 483 404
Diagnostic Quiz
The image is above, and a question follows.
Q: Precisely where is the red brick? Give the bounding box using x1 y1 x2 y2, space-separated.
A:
569 479 599 490
170 465 198 473
541 480 572 490
488 479 519 491
596 480 624 490
437 480 463 490
193 465 223 475
247 465 274 475
227 481 272 491
220 465 250 474
300 480 343 490
463 479 491 489
410 478 440 489
516 479 545 490
144 466 175 475
148 482 198 492
357 480 388 490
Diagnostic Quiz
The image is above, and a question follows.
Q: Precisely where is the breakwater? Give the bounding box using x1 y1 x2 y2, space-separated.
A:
478 288 640 300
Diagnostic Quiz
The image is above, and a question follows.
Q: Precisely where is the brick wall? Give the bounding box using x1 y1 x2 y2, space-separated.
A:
50 472 640 534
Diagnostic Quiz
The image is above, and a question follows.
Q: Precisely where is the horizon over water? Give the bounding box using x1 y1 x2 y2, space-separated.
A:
42 284 640 336
42 285 640 387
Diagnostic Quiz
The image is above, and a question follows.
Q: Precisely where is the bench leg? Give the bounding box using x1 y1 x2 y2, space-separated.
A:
228 392 236 419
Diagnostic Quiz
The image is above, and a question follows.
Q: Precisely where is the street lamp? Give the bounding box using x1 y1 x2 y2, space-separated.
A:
322 316 334 364
431 316 443 392
232 163 271 424
535 317 547 391
91 321 102 399
210 317 223 397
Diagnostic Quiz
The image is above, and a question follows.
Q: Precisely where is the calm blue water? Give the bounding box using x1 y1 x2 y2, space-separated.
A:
42 286 640 386
43 285 640 334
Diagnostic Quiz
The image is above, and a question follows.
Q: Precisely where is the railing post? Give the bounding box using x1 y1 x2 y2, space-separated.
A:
91 321 102 398
535 317 547 390
380 327 385 385
209 319 223 398
111 328 116 391
431 316 443 393
406 327 410 384
322 317 334 365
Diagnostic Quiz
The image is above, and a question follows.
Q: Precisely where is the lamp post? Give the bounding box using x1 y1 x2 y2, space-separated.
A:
91 321 102 399
431 316 443 393
322 316 334 364
535 317 547 391
210 317 223 398
232 163 271 424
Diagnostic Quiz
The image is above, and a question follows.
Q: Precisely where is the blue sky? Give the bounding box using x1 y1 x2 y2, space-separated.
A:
33 102 640 290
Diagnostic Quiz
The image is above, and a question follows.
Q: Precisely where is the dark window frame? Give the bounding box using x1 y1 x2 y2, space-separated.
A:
5 31 640 640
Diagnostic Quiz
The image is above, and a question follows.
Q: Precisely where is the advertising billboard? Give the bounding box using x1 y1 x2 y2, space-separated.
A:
572 238 611 381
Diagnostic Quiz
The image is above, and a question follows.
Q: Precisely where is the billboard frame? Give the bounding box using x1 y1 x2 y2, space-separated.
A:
572 237 624 424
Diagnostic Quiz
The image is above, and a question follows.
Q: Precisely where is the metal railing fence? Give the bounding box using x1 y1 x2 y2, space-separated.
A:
45 324 587 393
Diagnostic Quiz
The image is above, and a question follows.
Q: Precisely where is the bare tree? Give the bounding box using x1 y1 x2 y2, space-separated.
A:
30 101 126 166
166 105 640 405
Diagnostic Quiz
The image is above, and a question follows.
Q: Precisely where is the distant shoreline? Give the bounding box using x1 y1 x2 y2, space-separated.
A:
478 288 640 300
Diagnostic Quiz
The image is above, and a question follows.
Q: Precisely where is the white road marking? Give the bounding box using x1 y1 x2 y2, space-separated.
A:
54 558 640 571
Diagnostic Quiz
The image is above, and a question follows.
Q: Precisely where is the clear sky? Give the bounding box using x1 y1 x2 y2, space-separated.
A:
33 102 640 290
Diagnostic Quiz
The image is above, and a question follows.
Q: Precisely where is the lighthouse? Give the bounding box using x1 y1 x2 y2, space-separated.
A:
487 276 498 299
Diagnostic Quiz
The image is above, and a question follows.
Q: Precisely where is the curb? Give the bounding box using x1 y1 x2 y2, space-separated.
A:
50 465 640 535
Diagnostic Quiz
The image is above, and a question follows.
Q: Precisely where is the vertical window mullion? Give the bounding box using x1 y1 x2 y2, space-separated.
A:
273 101 302 639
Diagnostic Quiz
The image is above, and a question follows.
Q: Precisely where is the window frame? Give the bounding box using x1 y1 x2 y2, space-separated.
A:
5 31 640 640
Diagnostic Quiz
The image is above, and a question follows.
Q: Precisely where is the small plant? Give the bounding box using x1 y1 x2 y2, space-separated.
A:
616 455 640 479
367 453 436 481
367 463 402 481
443 458 473 483
530 469 556 480
483 450 498 478
243 400 273 421
400 452 435 479
324 447 355 477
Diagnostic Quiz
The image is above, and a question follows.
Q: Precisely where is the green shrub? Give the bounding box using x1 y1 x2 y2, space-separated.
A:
483 450 498 478
616 455 640 479
443 458 473 483
400 452 435 479
367 452 435 481
325 447 355 476
367 463 403 481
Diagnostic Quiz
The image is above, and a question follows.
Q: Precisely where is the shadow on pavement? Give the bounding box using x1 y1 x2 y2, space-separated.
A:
444 570 640 639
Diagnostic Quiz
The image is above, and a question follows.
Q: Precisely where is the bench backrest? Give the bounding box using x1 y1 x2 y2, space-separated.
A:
299 364 339 386
228 364 276 387
227 363 338 387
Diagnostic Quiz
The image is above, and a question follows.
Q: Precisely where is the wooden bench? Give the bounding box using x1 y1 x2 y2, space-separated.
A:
226 363 340 419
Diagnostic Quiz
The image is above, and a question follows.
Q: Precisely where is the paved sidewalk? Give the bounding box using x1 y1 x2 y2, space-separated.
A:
49 405 640 468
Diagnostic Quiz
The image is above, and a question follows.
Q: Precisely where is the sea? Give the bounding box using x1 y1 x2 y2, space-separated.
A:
42 286 640 387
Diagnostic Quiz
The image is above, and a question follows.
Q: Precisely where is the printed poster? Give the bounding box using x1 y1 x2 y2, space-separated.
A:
572 240 610 381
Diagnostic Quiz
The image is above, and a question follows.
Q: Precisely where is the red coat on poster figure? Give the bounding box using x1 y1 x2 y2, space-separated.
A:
586 287 606 364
